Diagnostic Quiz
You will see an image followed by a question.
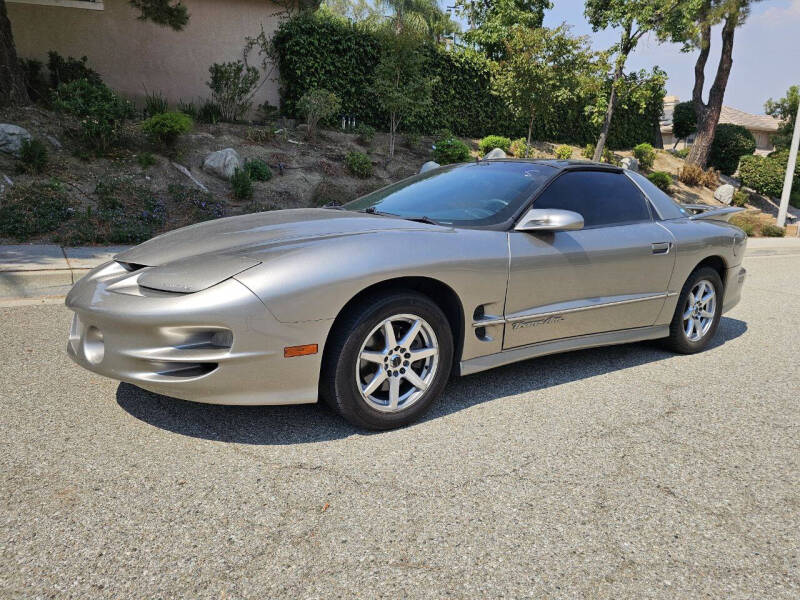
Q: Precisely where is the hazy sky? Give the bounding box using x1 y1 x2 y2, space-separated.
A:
541 0 799 115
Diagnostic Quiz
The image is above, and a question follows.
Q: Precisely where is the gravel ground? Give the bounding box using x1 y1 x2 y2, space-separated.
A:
1 246 798 599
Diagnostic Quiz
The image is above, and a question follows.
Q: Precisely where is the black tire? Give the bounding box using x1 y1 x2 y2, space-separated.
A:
320 290 454 430
663 266 724 354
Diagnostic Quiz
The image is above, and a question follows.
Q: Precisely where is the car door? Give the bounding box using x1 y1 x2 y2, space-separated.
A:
503 169 676 349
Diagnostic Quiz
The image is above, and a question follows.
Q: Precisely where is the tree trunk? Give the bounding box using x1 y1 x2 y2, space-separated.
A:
526 113 534 158
0 0 28 106
687 6 738 167
592 71 620 162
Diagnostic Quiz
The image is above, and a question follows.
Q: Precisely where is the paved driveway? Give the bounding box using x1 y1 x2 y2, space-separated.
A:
1 244 798 598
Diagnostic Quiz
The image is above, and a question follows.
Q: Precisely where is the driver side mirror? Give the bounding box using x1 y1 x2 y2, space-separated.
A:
514 208 584 232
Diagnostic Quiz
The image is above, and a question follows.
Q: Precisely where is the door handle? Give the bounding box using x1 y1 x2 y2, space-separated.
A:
651 242 671 255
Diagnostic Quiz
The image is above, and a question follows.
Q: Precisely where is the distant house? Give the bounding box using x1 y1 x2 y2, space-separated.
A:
6 0 299 110
660 95 782 155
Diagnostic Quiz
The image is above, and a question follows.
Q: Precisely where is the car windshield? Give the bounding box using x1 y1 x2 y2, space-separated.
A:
343 161 556 226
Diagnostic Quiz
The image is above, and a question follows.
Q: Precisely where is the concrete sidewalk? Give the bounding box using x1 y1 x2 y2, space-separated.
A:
0 245 131 299
1 238 799 300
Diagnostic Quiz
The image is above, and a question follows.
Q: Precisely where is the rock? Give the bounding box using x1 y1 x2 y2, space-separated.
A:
714 183 735 205
419 161 440 173
621 157 639 172
202 148 241 180
484 148 507 159
0 124 32 157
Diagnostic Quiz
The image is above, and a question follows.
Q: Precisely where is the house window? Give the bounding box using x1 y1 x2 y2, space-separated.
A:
7 0 104 10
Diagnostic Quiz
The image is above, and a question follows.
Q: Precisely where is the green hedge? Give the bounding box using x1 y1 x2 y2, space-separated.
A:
272 12 663 147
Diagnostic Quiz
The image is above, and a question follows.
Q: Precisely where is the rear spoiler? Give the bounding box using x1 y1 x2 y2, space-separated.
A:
681 204 744 223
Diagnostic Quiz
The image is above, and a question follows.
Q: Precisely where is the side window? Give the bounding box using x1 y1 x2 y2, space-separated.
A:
533 171 652 228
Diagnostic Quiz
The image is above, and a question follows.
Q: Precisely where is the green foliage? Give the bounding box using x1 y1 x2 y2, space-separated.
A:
197 100 223 124
633 142 655 170
47 51 101 89
297 88 342 137
739 151 800 199
244 159 272 181
0 180 70 241
602 148 620 165
177 99 198 119
18 138 48 174
52 79 135 153
230 168 253 200
456 0 552 60
404 131 421 149
207 61 260 122
355 123 376 144
128 0 189 31
791 190 800 210
583 143 595 159
137 152 157 168
345 151 373 178
433 136 471 164
511 137 531 157
647 171 672 192
19 58 49 103
765 85 798 151
143 89 169 117
141 111 193 147
731 189 749 207
730 213 756 236
760 223 785 238
675 147 690 158
478 135 512 156
94 177 166 243
672 101 697 141
168 184 226 221
708 124 756 175
554 144 573 160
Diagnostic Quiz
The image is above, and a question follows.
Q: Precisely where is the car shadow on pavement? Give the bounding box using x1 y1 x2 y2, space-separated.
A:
117 316 747 445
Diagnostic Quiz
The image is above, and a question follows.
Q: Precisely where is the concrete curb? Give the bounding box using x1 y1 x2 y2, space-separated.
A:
0 245 131 299
1 239 799 300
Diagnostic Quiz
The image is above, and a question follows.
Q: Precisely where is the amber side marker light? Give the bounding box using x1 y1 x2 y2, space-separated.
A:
284 344 318 358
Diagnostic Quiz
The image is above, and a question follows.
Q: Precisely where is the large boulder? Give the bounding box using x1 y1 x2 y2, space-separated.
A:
202 148 242 180
0 124 32 157
713 183 735 205
419 161 440 173
484 148 507 160
621 156 639 172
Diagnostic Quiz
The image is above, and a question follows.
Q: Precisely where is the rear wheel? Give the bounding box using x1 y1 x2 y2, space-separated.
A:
320 291 453 430
664 267 723 354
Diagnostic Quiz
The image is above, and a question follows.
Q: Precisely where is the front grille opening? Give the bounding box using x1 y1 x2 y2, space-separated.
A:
117 261 146 272
157 363 218 378
175 329 233 350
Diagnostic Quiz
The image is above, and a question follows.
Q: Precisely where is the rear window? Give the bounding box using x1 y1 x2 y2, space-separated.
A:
625 170 689 220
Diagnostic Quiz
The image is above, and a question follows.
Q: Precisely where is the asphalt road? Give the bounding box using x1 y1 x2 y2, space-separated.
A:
1 247 798 599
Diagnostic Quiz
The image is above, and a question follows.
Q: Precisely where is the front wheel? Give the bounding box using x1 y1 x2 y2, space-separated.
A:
320 291 453 430
664 267 724 354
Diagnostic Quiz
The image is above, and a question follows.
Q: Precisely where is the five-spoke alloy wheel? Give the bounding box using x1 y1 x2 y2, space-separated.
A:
321 291 453 430
665 267 723 354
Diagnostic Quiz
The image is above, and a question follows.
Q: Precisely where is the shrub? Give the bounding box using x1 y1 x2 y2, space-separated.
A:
791 190 800 209
433 137 471 164
731 189 749 207
761 223 785 237
142 89 168 117
47 51 101 88
141 111 192 147
583 143 595 159
245 127 274 144
297 88 341 138
602 148 619 165
345 151 373 178
52 79 135 153
672 102 697 141
511 138 531 158
404 132 421 150
20 58 49 103
647 171 672 193
196 100 222 124
177 99 198 119
0 180 71 241
230 168 253 200
18 138 48 174
730 213 757 236
675 147 690 159
168 184 225 222
739 151 800 199
257 101 279 122
633 142 656 170
478 135 512 156
555 145 573 160
137 152 157 168
708 123 756 175
678 164 704 187
207 61 260 121
94 177 166 243
355 123 376 144
244 159 272 181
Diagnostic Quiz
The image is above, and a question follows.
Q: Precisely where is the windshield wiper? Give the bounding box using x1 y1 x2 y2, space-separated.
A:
404 215 439 225
361 207 439 225
323 201 346 210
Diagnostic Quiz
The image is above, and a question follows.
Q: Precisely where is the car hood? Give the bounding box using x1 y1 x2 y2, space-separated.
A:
115 208 439 293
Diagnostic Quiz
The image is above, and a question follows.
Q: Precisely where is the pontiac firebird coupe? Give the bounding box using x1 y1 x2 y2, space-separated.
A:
66 160 747 429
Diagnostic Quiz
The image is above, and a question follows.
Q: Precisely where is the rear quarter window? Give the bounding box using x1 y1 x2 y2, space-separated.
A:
625 170 689 220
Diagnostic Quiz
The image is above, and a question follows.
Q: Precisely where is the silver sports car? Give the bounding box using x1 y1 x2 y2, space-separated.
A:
66 160 747 429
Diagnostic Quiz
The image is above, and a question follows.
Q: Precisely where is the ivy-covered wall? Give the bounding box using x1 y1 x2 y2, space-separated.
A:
272 12 664 148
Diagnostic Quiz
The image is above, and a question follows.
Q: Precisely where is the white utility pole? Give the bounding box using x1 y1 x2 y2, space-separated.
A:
777 100 800 228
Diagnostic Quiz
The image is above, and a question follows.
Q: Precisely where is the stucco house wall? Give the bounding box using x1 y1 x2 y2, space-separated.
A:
7 0 286 110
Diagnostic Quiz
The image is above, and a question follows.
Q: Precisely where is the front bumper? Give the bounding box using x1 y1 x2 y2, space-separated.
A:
66 261 332 405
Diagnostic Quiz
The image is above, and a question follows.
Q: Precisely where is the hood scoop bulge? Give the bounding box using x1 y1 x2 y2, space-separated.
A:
136 254 261 293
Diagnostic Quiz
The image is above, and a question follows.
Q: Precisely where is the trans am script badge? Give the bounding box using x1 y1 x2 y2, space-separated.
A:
511 315 565 330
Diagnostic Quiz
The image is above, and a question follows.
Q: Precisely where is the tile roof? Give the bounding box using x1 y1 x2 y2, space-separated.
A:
718 105 781 131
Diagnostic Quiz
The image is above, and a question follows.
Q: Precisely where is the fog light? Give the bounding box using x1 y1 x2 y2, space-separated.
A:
83 326 104 364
